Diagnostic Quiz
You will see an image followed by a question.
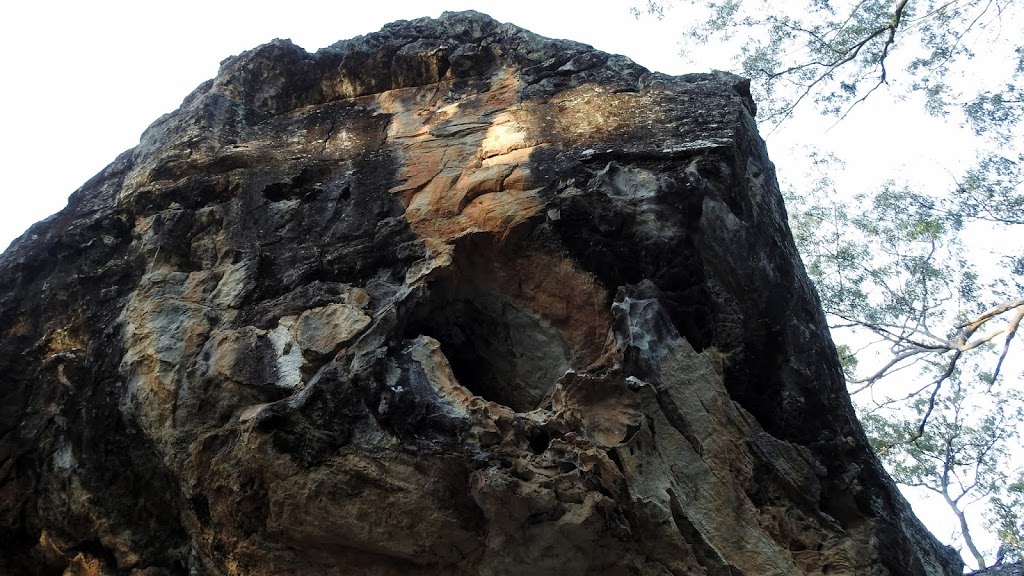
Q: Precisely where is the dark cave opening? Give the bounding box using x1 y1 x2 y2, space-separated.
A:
404 273 572 413
529 428 552 454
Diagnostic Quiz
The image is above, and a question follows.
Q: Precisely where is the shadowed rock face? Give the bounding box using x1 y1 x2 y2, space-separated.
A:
0 10 963 576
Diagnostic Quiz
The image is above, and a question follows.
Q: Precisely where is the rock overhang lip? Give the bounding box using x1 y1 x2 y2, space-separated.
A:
201 9 756 127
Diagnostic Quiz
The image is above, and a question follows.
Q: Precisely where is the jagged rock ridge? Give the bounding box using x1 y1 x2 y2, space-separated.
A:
0 10 963 575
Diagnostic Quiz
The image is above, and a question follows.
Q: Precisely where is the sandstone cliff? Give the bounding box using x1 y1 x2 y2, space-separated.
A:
0 11 964 576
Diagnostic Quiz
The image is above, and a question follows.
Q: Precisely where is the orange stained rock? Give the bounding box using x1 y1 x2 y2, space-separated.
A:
378 68 617 371
381 69 547 245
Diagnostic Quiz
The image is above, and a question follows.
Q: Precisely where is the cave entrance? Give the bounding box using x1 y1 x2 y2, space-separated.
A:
404 257 572 413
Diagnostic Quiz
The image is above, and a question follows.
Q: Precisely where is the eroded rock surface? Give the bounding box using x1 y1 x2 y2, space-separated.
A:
0 11 962 576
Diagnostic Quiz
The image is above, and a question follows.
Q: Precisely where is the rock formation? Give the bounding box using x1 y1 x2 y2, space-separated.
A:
0 11 965 576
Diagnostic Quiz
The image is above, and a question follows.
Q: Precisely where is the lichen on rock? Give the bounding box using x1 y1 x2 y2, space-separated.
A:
0 10 964 576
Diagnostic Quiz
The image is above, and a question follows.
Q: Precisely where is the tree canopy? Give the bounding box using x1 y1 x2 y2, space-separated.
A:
636 0 1024 569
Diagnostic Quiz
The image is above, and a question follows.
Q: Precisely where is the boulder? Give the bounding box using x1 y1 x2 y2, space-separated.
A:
0 11 962 576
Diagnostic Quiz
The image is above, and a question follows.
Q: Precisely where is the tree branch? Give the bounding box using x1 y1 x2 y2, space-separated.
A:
990 307 1024 385
957 298 1024 330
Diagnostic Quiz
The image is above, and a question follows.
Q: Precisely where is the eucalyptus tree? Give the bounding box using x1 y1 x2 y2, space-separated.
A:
634 0 1024 568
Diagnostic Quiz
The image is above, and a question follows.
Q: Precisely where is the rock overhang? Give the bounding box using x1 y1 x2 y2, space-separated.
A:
0 10 964 576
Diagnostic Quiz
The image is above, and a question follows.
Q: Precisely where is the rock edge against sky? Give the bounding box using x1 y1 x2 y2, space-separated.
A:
0 10 963 576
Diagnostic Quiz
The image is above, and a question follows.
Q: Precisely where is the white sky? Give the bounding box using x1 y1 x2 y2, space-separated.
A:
0 0 1013 568
0 1 975 251
0 1 702 251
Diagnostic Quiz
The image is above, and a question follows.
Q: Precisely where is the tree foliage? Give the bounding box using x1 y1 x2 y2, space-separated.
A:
635 0 1024 568
862 383 1024 569
634 0 1023 125
785 157 1023 433
988 477 1024 564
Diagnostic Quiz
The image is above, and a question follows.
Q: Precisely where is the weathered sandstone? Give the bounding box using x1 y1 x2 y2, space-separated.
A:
0 11 965 576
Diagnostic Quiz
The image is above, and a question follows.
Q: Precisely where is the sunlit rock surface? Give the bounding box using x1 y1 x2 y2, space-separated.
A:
0 11 964 576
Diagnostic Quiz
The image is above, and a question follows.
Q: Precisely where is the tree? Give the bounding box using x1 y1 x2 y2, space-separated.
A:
989 476 1024 565
862 382 1024 569
633 0 1024 126
635 0 1024 568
